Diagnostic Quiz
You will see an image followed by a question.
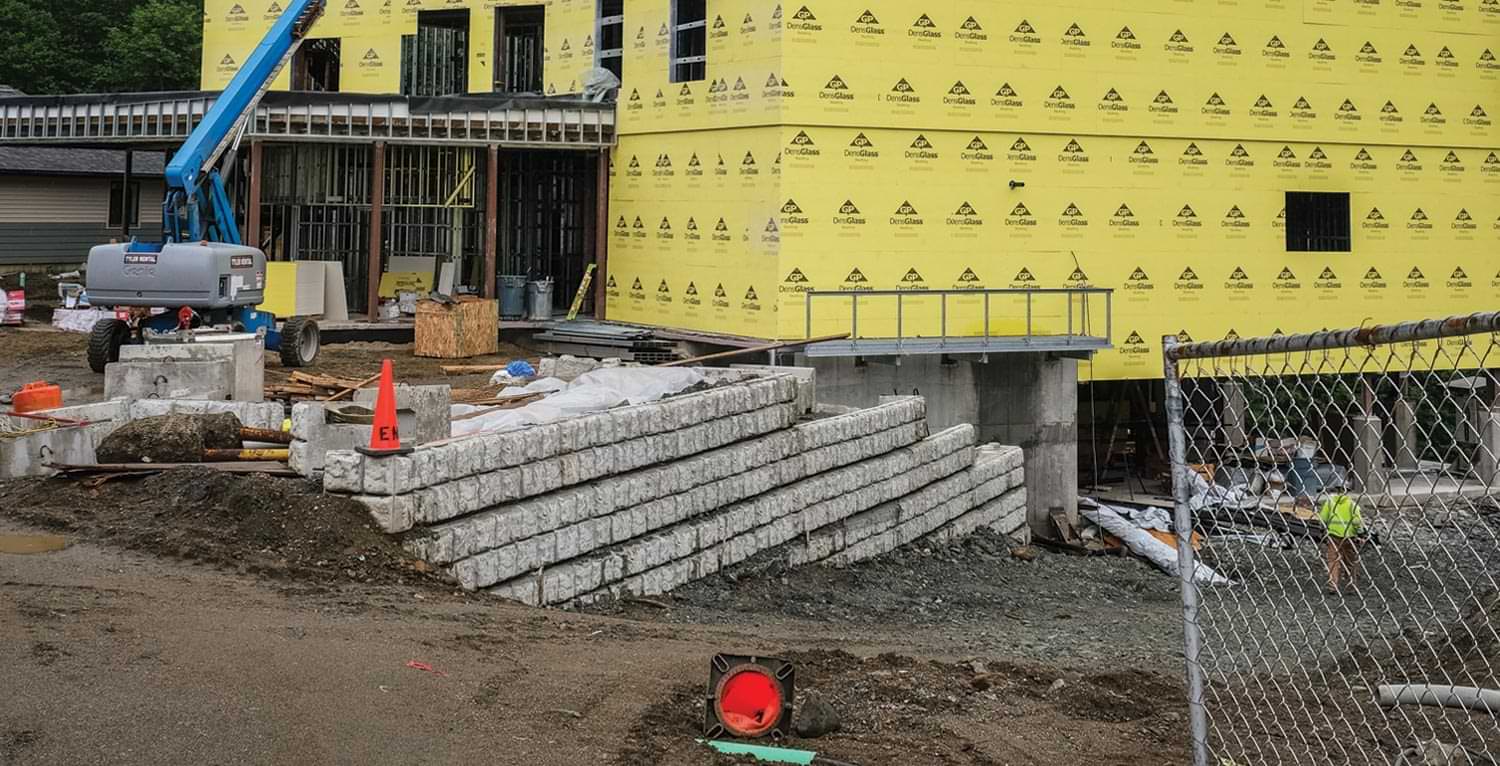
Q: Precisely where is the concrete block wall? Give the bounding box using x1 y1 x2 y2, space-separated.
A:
783 444 1025 568
492 424 979 606
289 384 452 476
322 375 803 532
324 372 1031 608
428 398 929 591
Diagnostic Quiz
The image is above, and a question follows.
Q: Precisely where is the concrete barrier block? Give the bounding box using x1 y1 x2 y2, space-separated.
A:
358 495 416 534
322 451 363 493
360 454 414 495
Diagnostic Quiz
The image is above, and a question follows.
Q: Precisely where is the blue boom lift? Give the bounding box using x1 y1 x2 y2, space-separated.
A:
84 0 328 373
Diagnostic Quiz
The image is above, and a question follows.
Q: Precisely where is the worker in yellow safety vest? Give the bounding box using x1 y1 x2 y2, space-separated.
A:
1318 482 1365 594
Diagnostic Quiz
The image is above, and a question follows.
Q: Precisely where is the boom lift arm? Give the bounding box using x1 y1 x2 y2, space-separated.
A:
83 0 328 374
164 0 326 245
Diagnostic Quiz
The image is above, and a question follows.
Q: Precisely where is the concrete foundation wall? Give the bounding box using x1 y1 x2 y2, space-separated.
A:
795 353 1077 537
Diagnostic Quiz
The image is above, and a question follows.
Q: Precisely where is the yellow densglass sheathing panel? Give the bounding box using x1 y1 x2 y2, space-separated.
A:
604 127 785 339
770 126 1499 378
200 0 599 95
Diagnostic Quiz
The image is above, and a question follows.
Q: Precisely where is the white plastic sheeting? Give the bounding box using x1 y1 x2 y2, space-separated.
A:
1081 502 1234 586
451 367 706 437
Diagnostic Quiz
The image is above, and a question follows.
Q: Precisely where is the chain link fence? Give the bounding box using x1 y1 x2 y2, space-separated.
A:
1164 314 1500 765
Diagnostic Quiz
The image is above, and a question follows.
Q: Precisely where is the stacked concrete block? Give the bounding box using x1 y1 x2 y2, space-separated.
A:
289 384 452 476
323 375 803 531
730 365 817 414
490 424 977 605
431 399 929 590
118 335 266 402
105 345 235 402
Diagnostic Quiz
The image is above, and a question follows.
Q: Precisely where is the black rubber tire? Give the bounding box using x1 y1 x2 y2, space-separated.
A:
279 317 320 368
87 318 130 374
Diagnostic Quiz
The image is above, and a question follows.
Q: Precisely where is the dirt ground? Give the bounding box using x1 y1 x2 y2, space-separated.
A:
0 469 1194 765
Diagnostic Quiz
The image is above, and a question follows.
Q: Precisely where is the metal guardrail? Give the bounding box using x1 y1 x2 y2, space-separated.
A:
801 287 1113 357
0 92 615 149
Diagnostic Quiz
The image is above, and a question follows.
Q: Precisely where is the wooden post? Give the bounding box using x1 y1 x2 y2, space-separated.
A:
593 148 610 320
367 141 386 321
246 141 262 249
484 144 499 299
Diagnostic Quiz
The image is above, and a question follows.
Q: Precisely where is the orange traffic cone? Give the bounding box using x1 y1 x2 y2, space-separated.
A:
357 359 412 457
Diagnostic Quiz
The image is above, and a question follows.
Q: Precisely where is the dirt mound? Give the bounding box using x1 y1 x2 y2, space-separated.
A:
0 467 446 586
95 413 244 464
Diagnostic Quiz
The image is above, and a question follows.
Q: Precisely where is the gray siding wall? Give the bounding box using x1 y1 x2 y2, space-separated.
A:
0 175 166 266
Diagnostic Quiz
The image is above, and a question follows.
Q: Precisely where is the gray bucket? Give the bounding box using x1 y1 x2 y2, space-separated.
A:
499 275 527 318
526 279 554 320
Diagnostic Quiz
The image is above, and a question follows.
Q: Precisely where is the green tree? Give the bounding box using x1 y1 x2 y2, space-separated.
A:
0 0 201 94
103 0 204 92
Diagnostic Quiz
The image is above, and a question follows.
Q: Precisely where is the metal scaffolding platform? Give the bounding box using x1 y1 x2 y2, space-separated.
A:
801 287 1114 358
0 90 614 150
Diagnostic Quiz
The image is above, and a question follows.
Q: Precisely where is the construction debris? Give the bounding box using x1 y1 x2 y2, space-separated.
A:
1079 501 1232 585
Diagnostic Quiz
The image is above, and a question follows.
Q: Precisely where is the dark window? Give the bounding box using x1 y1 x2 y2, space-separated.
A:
292 38 341 92
671 0 706 83
1285 191 1351 252
109 180 140 229
402 10 470 97
597 0 623 80
494 6 544 92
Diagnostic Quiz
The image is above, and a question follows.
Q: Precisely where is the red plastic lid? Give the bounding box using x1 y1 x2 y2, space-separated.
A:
714 665 784 738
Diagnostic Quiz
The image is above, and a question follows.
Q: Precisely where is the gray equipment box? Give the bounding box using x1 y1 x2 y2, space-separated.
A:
86 242 267 310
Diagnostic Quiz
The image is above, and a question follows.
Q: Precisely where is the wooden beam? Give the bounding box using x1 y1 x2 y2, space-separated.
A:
246 140 263 249
593 148 610 320
367 141 386 321
659 333 851 368
484 144 499 300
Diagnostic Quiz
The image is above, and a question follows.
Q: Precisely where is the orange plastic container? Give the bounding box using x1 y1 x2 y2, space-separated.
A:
12 381 62 414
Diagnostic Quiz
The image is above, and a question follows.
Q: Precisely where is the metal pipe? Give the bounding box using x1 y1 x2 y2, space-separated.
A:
851 294 859 340
804 292 812 340
896 292 903 353
1025 291 1033 342
1163 336 1211 766
940 292 947 344
1377 684 1500 712
983 291 991 338
1169 311 1500 361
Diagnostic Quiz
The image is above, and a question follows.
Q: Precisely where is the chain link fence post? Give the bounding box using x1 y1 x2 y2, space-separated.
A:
1165 335 1212 766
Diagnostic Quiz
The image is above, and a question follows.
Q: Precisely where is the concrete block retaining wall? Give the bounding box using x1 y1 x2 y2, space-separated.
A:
322 373 1031 607
323 375 803 532
431 400 931 591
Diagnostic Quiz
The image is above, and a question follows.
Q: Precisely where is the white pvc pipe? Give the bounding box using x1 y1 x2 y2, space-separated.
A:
1377 684 1500 712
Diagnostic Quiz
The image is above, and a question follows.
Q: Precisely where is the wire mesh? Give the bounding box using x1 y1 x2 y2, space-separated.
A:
1164 314 1500 766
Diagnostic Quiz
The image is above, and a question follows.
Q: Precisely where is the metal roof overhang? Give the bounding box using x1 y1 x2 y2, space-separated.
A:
0 90 615 150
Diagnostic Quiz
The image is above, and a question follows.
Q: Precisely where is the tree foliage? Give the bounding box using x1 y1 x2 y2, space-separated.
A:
0 0 203 94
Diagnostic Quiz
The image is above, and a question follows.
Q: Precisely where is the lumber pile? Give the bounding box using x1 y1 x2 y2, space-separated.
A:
265 371 378 402
416 297 499 359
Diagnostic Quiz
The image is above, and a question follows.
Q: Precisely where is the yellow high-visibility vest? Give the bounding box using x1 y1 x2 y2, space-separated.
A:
1319 494 1363 539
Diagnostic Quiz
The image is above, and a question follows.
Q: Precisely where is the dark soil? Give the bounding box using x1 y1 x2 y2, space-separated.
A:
619 648 1187 765
0 467 449 587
